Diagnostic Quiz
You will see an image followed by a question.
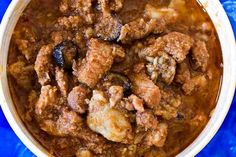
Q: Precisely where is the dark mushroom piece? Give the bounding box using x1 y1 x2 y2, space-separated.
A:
104 72 132 96
53 41 78 69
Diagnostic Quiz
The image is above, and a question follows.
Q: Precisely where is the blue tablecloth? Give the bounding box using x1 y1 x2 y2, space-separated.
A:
0 0 236 156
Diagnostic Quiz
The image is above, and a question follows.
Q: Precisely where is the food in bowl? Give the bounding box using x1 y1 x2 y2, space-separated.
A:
7 0 223 156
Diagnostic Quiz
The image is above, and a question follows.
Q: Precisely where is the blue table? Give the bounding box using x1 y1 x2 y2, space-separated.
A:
0 0 236 156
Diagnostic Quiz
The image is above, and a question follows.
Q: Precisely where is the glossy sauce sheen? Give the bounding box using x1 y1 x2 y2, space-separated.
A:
7 0 222 156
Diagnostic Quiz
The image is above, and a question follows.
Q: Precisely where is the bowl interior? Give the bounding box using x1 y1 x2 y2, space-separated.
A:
0 0 235 157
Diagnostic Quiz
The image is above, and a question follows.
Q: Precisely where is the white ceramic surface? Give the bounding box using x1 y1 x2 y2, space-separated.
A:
0 0 235 157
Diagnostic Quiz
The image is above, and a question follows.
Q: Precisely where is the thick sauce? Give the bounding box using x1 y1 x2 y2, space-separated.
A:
7 0 222 156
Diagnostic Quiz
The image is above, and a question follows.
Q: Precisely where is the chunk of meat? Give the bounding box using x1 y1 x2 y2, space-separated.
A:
108 85 124 107
55 67 69 97
175 61 191 84
8 60 34 90
145 123 168 147
128 94 144 112
162 32 194 63
154 89 181 120
35 85 60 118
118 18 159 44
129 70 161 108
182 75 207 95
73 38 125 88
87 90 133 143
175 61 207 95
67 85 91 114
191 40 209 72
59 0 94 24
35 85 84 136
136 110 158 130
34 44 53 85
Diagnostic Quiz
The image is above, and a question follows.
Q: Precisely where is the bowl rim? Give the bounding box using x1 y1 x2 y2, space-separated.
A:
0 0 236 157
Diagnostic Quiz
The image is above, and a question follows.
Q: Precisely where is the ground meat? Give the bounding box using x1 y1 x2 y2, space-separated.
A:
108 85 124 107
59 0 94 24
55 67 69 97
191 40 209 72
8 60 34 90
162 32 194 63
109 0 124 12
67 85 91 114
73 38 125 88
87 90 133 143
145 123 168 147
57 16 83 30
51 31 73 45
128 94 144 112
154 89 181 120
118 18 159 44
129 69 161 108
15 39 37 60
34 44 53 85
136 110 158 130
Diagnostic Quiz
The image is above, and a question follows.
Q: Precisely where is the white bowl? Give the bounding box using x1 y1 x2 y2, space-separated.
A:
0 0 236 156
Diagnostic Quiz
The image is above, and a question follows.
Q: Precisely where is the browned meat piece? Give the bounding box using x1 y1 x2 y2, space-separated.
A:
35 85 84 136
145 123 168 147
175 61 207 95
118 18 159 44
136 110 158 130
129 69 161 108
87 90 133 143
191 40 209 72
34 44 53 85
73 38 125 88
162 32 194 63
59 0 94 24
128 94 144 112
108 86 124 107
76 149 93 157
182 75 207 95
67 85 91 114
138 38 166 58
51 31 73 45
55 67 69 97
8 60 34 90
35 85 60 118
58 16 83 29
154 89 181 120
15 39 37 60
95 15 122 41
175 61 191 84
